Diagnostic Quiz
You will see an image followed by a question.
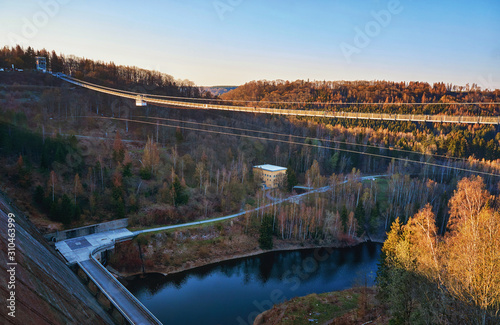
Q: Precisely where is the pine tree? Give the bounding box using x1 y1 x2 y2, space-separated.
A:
369 201 380 233
175 127 183 143
73 173 83 205
286 166 298 192
355 201 366 236
112 131 125 163
329 151 340 172
34 185 45 207
172 176 188 206
60 194 73 225
340 206 348 233
122 152 133 177
259 214 274 250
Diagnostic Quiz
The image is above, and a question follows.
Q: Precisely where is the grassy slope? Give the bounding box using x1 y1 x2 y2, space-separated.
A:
254 287 389 325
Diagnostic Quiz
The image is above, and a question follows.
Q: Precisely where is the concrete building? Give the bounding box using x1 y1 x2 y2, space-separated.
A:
253 164 287 189
35 56 47 72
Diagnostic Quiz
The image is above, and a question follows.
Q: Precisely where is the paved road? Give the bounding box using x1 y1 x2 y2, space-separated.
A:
79 258 162 325
134 175 386 235
56 174 384 325
265 190 281 203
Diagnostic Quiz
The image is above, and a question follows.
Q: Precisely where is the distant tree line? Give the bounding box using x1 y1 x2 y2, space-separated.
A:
221 79 500 115
0 45 206 98
2 46 500 235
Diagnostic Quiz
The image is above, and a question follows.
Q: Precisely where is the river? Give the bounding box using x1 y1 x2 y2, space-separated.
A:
125 242 382 325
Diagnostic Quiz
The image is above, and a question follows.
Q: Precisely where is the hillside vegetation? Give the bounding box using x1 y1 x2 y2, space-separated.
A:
378 176 500 324
221 79 500 115
0 45 206 97
1 46 500 324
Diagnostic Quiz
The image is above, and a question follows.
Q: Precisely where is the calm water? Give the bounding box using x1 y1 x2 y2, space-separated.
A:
125 242 382 325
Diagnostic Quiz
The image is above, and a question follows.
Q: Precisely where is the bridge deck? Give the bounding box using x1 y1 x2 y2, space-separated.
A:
59 75 500 125
55 228 161 324
79 259 162 325
55 228 134 265
293 186 314 190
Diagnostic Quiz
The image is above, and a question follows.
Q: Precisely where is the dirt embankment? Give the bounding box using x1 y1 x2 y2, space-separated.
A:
253 287 390 325
109 219 370 279
107 219 389 324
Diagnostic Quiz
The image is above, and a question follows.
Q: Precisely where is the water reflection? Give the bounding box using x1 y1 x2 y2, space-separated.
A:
126 242 382 325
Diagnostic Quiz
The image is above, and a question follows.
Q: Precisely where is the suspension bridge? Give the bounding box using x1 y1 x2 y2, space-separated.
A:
56 74 500 125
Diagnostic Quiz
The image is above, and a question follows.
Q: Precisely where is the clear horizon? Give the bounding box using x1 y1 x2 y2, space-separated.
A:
1 0 499 89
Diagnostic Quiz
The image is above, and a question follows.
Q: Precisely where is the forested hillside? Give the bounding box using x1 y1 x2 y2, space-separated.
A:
221 80 500 160
221 79 500 115
2 64 500 237
1 46 500 323
0 45 205 98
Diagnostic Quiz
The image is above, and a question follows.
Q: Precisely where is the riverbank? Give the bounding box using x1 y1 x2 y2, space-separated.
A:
120 240 361 279
253 286 390 325
124 241 385 325
108 217 385 279
109 215 383 279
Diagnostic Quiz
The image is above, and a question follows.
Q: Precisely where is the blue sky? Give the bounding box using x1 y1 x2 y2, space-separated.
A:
1 0 499 88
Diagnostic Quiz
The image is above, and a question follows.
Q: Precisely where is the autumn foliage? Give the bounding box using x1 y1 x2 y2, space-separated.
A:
379 176 500 324
221 79 500 115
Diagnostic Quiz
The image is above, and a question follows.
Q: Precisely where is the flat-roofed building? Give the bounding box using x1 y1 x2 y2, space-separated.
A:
253 164 287 189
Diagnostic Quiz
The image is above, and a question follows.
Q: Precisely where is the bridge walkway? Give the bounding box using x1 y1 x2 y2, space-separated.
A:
78 258 162 325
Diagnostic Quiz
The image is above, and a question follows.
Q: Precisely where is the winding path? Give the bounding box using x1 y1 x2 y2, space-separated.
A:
134 175 385 235
56 174 385 325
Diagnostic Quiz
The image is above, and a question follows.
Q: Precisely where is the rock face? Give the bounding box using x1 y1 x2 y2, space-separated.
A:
0 195 114 325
